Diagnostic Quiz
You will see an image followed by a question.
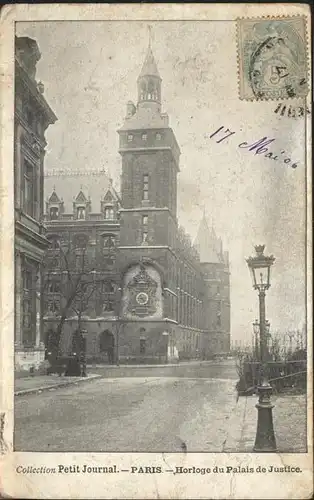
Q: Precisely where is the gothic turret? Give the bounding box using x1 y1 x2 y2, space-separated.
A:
137 43 161 113
194 213 224 264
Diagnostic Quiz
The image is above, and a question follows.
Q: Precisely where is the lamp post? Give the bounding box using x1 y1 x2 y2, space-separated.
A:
162 331 169 364
114 285 122 366
265 320 271 359
246 244 277 452
253 319 259 360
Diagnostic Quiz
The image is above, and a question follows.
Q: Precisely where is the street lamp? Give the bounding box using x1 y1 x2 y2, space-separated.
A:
253 319 259 360
162 331 169 364
114 285 122 366
265 320 271 358
246 244 277 452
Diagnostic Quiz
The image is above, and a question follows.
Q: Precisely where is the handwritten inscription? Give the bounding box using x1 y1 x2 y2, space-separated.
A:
208 126 298 169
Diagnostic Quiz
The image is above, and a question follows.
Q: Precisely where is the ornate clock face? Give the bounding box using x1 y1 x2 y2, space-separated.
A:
136 292 149 305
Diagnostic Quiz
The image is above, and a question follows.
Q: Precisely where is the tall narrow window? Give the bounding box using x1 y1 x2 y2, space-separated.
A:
22 267 35 346
50 207 59 220
140 338 146 354
142 133 147 141
102 235 116 266
104 206 114 220
77 206 85 219
24 160 35 217
142 214 148 244
102 281 115 312
143 174 149 201
217 301 222 328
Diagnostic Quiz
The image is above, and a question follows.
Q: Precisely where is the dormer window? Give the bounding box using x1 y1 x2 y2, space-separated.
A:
127 134 133 142
142 133 147 141
50 207 59 220
77 206 85 220
104 206 114 220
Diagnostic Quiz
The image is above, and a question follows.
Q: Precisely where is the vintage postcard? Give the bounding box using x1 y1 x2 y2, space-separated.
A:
0 3 312 499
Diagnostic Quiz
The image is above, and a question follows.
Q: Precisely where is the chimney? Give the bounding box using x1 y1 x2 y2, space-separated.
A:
126 101 136 119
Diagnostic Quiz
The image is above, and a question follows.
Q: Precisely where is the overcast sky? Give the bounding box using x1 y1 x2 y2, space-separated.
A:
16 21 308 342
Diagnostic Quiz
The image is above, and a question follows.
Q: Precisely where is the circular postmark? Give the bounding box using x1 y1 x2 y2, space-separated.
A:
249 35 307 99
243 19 308 100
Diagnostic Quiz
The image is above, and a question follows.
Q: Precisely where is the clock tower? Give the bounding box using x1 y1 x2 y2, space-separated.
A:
118 40 180 250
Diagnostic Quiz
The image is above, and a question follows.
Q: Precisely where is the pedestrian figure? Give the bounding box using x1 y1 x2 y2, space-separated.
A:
107 346 114 364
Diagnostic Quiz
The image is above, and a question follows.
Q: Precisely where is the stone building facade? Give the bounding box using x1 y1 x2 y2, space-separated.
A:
14 36 57 370
43 44 230 363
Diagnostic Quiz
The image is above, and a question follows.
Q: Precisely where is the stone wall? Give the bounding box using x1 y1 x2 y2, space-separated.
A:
43 318 203 363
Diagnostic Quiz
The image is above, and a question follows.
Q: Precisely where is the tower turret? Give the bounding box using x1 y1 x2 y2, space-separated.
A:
194 212 231 355
137 42 162 113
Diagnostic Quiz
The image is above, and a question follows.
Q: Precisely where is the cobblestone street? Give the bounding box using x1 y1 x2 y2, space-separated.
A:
15 377 238 452
14 361 306 453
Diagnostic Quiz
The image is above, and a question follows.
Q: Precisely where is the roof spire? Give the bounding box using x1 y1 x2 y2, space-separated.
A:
202 204 206 220
138 30 160 80
148 24 152 49
194 211 222 264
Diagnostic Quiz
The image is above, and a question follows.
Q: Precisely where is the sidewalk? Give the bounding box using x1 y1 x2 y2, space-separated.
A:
14 373 101 396
86 360 219 368
224 391 307 453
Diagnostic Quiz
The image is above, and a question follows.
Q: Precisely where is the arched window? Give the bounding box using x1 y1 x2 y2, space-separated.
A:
140 82 147 101
102 235 115 249
50 207 59 220
77 206 86 220
104 206 114 220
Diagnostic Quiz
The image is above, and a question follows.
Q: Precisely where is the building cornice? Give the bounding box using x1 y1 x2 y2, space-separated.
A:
45 221 120 229
119 207 170 213
15 219 49 249
15 61 57 125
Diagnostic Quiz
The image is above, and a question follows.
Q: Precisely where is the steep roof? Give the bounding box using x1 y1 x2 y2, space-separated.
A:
119 106 169 131
194 214 224 264
138 45 161 79
48 190 60 203
44 169 119 214
75 190 87 204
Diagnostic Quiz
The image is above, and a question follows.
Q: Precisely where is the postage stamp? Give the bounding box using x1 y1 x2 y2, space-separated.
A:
237 17 309 100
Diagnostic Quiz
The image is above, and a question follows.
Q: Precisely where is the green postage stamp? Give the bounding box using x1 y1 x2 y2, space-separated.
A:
237 17 309 100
